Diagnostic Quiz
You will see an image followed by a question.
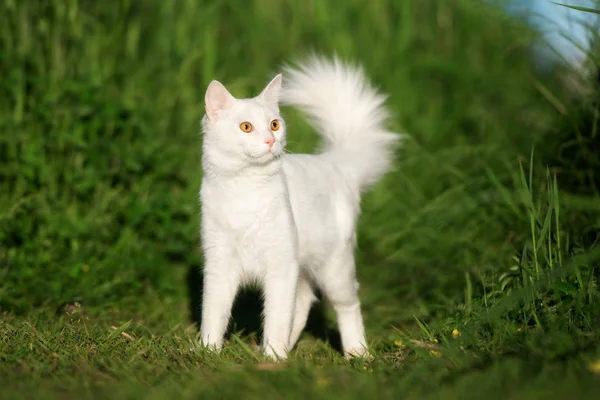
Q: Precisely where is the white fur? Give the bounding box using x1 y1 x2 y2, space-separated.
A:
199 56 400 360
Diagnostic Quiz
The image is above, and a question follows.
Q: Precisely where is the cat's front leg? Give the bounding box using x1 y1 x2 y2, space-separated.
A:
199 246 240 352
261 261 299 360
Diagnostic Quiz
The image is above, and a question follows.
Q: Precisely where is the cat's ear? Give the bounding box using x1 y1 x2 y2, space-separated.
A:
205 80 236 122
259 74 282 110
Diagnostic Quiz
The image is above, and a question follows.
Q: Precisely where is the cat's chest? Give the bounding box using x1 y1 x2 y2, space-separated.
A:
201 176 297 273
201 177 291 234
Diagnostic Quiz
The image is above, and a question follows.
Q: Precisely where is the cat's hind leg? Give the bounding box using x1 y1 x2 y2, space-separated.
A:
317 247 370 359
288 273 317 349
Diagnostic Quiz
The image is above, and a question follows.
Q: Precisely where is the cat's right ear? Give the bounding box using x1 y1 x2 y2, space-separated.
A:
205 80 236 122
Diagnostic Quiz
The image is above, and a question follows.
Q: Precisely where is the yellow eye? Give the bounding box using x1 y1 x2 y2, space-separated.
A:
239 122 253 133
270 120 280 131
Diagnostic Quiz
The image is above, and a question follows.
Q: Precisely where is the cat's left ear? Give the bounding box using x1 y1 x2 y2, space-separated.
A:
205 80 236 123
259 74 282 110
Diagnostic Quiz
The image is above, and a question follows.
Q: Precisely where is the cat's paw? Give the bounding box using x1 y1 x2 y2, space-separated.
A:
196 339 223 355
344 346 373 361
261 344 289 361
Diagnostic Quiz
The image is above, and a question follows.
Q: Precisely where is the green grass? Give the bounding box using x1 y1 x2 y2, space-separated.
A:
1 0 600 398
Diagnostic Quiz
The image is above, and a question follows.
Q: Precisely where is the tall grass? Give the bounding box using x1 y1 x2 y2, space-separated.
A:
0 0 554 313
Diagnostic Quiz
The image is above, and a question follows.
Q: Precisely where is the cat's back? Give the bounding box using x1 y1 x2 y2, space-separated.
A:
282 154 360 265
282 153 359 206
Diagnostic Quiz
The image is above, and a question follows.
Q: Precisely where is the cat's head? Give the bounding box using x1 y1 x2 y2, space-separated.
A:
201 75 286 169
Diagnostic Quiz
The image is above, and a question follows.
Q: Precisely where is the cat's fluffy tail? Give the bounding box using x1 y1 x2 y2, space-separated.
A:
281 56 400 192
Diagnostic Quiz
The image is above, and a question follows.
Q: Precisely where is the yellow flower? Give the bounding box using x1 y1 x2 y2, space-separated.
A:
317 378 330 387
429 349 441 358
394 339 405 348
588 360 600 374
452 329 460 337
433 338 439 343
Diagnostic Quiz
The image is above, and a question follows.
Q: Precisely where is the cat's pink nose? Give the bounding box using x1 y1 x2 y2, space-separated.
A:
264 137 275 148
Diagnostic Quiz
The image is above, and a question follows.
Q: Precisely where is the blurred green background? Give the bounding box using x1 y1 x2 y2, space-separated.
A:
1 0 600 398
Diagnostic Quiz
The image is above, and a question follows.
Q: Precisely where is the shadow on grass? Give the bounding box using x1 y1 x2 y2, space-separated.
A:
186 264 343 354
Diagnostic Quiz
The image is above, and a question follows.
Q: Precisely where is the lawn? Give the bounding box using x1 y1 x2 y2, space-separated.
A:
1 0 600 398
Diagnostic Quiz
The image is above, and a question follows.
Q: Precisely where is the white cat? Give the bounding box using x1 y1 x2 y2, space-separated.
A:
199 56 399 360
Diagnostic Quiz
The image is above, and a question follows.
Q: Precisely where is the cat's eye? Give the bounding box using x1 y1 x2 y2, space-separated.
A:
239 122 253 133
270 120 280 131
